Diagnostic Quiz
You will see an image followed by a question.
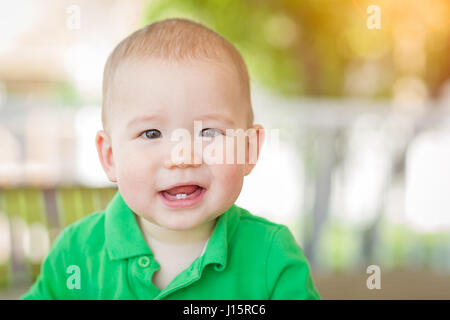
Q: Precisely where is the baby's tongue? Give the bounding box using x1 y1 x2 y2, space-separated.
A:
165 185 199 195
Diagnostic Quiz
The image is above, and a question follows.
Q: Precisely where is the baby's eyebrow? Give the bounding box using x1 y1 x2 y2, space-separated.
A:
199 114 235 126
126 114 162 129
126 113 235 129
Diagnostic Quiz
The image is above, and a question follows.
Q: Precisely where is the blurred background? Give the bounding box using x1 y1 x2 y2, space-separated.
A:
0 0 449 299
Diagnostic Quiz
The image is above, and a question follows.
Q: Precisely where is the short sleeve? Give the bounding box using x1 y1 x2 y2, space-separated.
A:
266 225 321 300
20 227 71 300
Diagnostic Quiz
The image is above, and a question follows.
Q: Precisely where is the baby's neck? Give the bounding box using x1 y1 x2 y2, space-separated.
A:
136 216 217 291
136 214 217 247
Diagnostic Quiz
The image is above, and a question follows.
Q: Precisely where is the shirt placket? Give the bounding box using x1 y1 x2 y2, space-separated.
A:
154 261 202 300
128 255 161 299
128 254 204 300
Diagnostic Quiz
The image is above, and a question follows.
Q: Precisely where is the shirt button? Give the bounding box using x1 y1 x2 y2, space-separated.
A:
138 256 150 268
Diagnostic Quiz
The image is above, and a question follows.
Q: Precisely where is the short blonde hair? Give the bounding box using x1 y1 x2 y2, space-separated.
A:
102 18 253 133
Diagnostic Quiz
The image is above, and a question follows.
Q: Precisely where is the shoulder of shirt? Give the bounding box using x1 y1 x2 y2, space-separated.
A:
232 204 289 240
50 210 106 253
232 205 309 264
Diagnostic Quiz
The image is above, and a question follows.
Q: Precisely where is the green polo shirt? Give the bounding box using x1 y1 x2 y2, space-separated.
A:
21 190 320 300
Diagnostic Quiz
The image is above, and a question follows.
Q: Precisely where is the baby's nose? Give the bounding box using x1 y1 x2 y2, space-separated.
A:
164 158 201 169
163 141 202 169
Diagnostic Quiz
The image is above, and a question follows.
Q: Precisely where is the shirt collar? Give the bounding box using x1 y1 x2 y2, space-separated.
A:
105 190 240 272
105 190 152 260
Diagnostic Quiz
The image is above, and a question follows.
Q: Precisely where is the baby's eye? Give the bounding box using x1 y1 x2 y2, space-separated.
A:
141 129 162 139
201 128 223 137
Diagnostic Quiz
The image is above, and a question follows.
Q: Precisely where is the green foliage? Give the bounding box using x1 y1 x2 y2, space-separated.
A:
52 81 83 106
141 0 305 96
140 0 450 98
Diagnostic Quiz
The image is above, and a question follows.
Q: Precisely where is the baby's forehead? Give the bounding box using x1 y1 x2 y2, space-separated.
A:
116 53 241 81
110 61 250 125
115 56 247 100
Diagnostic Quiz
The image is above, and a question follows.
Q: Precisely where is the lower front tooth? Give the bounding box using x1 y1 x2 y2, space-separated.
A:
176 193 187 199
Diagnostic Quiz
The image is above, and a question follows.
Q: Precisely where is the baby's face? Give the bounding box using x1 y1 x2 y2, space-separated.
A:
96 57 263 231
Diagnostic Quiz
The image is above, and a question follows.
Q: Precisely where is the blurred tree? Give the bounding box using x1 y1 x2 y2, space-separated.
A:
141 0 450 99
141 0 309 97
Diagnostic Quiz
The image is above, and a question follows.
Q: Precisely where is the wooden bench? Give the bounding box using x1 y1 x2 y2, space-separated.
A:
0 186 117 288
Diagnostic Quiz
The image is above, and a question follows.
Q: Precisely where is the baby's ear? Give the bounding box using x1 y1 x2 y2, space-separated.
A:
244 124 265 176
95 130 117 183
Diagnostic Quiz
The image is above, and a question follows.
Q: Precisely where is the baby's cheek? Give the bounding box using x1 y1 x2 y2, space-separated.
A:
116 153 154 190
226 134 247 165
214 163 245 198
118 155 142 178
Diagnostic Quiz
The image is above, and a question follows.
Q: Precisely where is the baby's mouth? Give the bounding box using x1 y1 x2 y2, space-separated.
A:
159 184 205 201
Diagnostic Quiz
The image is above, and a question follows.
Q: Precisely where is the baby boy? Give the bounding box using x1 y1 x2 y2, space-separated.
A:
21 18 320 300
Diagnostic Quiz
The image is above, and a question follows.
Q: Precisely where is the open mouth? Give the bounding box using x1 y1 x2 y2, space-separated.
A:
158 184 207 208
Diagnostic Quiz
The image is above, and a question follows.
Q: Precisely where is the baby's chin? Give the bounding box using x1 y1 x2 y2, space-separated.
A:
144 206 213 230
159 221 207 232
